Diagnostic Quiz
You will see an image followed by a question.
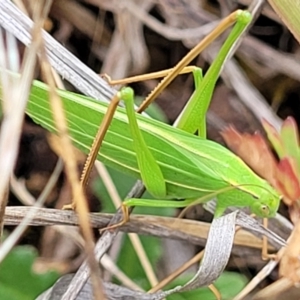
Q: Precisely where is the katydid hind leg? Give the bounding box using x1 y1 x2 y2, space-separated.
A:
121 87 167 199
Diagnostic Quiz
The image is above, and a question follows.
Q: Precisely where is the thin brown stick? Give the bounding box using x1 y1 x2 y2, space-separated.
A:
148 250 204 293
39 32 106 300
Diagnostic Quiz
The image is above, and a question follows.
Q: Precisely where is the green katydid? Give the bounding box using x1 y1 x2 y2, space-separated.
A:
14 10 281 225
25 80 281 216
88 9 281 221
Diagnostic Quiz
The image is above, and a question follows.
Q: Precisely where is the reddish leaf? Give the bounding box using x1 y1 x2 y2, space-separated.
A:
221 126 277 184
221 125 300 209
274 157 300 205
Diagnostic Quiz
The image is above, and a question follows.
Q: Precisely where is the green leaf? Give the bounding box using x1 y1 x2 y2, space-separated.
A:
166 271 248 300
262 119 284 158
0 246 59 300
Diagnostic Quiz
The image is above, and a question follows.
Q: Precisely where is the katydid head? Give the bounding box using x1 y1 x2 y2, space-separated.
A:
250 191 281 218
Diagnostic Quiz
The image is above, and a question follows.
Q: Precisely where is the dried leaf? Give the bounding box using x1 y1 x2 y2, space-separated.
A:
221 126 277 184
279 220 300 283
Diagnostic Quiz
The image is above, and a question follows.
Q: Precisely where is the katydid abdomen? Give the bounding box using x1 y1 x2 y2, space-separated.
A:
26 81 280 218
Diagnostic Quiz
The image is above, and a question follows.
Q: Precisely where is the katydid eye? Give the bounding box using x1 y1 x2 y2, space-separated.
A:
261 205 269 215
